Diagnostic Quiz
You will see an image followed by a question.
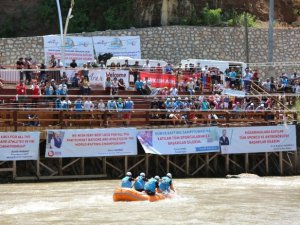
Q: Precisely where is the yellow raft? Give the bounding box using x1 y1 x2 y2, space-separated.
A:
113 188 174 202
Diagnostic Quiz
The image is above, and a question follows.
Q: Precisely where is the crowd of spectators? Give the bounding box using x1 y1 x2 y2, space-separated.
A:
2 55 298 128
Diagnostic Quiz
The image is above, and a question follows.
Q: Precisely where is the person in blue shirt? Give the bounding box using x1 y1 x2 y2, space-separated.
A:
144 175 160 195
158 173 175 193
135 79 144 95
134 172 148 192
121 172 135 188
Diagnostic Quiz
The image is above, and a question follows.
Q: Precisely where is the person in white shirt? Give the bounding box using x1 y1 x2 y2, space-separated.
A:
187 78 195 95
169 86 178 96
142 59 151 72
84 98 94 111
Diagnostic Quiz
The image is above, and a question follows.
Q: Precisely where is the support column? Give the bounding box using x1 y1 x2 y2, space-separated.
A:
279 151 283 175
186 154 189 175
205 153 209 176
80 158 85 175
225 154 229 175
245 153 249 173
166 155 170 173
265 152 269 175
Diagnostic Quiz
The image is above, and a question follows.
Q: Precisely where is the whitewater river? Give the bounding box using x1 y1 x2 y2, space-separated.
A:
0 177 300 225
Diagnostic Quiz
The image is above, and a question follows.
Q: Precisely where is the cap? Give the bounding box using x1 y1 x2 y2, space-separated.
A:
172 98 175 101
154 175 160 180
166 173 172 179
51 79 55 82
178 97 181 100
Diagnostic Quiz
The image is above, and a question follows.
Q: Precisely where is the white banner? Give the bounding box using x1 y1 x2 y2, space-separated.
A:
93 36 141 59
43 35 94 67
220 125 297 154
0 132 40 161
45 128 137 158
137 127 220 155
63 69 129 88
222 88 246 97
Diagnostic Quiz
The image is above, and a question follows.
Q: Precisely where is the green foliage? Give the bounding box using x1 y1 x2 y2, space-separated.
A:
201 7 222 26
0 1 258 38
226 12 257 27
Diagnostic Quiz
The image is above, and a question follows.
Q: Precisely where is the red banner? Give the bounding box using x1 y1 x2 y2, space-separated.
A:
140 72 176 88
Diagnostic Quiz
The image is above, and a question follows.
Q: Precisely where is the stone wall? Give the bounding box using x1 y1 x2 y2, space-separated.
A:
1 26 300 77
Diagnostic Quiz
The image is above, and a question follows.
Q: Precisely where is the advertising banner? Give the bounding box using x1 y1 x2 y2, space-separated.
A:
140 72 176 89
0 132 40 161
137 127 220 155
93 36 141 59
62 69 129 88
220 125 297 154
43 35 94 67
45 128 137 158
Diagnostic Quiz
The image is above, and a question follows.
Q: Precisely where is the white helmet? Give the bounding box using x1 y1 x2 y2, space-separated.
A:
154 175 160 180
126 172 132 177
140 172 145 177
166 173 172 179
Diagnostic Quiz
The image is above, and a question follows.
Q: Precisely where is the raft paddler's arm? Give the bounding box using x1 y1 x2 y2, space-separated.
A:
170 183 175 192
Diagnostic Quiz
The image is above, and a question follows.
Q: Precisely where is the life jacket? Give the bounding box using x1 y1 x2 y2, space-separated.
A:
121 176 132 188
159 176 171 192
144 178 157 192
134 176 146 190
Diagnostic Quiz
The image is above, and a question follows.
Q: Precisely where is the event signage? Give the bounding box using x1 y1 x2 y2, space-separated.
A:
137 127 220 155
43 35 94 67
45 128 137 158
62 69 129 87
93 36 141 59
220 125 297 154
140 72 176 89
0 132 40 161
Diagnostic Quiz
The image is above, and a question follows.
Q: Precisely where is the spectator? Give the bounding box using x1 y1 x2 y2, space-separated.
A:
82 64 89 81
31 80 41 108
84 97 94 113
116 97 124 119
105 77 112 94
0 75 3 89
39 63 46 83
187 78 195 95
16 57 24 82
74 97 83 118
142 77 151 95
142 59 151 72
61 97 72 110
54 97 62 110
130 61 140 83
24 57 32 84
169 86 178 96
155 63 163 73
111 77 119 95
50 79 58 95
243 68 253 92
118 78 126 91
81 77 91 95
69 59 77 68
122 59 130 70
124 97 134 125
16 81 26 107
58 80 68 95
135 78 144 95
97 99 106 126
165 62 173 74
56 59 64 68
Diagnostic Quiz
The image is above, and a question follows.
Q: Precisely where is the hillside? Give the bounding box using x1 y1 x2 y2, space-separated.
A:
1 0 300 38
